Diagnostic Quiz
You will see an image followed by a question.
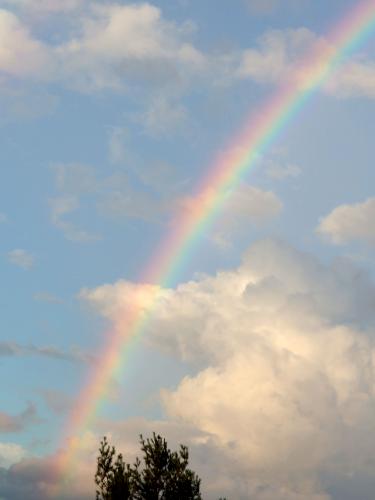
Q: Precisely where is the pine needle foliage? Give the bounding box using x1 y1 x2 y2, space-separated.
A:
95 433 205 500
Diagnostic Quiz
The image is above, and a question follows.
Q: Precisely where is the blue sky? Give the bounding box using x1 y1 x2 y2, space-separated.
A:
1 1 375 499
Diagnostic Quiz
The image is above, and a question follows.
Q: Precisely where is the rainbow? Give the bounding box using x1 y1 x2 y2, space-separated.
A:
56 0 375 490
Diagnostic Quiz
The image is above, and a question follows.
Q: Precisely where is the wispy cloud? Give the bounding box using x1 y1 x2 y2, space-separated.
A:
266 162 302 180
244 0 280 14
1 0 87 15
133 95 188 137
177 184 283 247
52 163 98 196
0 403 39 433
0 341 95 364
244 0 308 15
33 292 63 304
7 249 34 269
40 390 72 415
50 161 184 232
108 127 131 166
49 196 99 243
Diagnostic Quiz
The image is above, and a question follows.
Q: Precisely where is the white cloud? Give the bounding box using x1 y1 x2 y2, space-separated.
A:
0 213 7 223
7 249 34 269
68 3 191 60
0 442 27 468
56 3 205 91
317 197 375 246
0 3 205 93
81 240 375 498
0 9 52 78
1 4 375 101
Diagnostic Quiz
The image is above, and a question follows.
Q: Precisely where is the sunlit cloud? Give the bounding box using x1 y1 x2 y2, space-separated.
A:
317 197 375 246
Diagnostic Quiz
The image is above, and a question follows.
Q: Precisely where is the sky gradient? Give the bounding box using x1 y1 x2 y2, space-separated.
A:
1 1 375 499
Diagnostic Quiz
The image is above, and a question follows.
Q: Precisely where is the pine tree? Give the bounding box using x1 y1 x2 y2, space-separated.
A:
95 433 203 500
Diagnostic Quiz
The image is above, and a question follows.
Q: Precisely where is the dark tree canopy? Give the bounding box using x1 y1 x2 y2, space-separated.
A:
95 433 204 500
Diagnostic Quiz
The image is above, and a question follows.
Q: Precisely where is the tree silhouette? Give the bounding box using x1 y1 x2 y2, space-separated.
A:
95 433 204 499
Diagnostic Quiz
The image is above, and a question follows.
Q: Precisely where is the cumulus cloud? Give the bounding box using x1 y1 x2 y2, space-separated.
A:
1 3 375 101
60 3 204 87
81 239 375 499
317 197 375 246
7 249 34 269
0 2 204 93
0 403 39 433
54 2 205 92
0 9 52 78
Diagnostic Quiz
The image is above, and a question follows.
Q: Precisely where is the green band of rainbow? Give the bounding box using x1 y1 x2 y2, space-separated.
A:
55 0 375 490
